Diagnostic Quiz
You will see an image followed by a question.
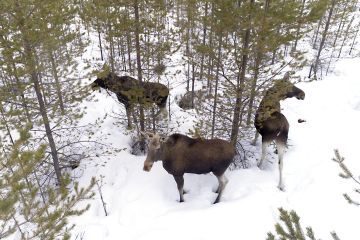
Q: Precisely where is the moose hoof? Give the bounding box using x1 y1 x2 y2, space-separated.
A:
213 198 220 204
278 184 286 192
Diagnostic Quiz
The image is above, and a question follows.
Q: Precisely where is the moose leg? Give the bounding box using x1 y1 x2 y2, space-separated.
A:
251 131 259 146
154 107 168 120
258 141 270 169
173 175 185 202
275 140 286 191
155 96 168 119
213 174 228 204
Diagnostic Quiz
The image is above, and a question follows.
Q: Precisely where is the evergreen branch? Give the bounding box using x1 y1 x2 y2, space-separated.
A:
332 149 360 206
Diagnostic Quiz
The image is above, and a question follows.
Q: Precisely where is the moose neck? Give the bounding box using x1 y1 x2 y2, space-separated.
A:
259 89 283 114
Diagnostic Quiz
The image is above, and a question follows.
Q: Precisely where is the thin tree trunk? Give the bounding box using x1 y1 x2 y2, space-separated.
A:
107 21 115 72
191 62 195 108
126 29 133 74
230 0 254 145
199 1 208 83
24 41 62 186
349 24 359 55
211 33 222 139
326 1 351 75
134 0 146 152
246 0 270 126
293 0 306 51
313 0 336 78
49 50 65 115
312 15 324 49
186 27 190 92
97 23 104 61
337 16 354 58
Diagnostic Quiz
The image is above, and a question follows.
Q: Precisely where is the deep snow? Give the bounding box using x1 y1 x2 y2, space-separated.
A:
71 57 360 240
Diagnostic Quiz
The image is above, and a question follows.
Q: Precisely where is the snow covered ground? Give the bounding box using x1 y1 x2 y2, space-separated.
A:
71 57 360 240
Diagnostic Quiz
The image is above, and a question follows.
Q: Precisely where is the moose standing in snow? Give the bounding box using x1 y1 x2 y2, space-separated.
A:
254 73 305 191
91 72 169 128
143 133 236 204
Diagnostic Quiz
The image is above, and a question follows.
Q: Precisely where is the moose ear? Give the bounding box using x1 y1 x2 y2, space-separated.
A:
159 136 167 144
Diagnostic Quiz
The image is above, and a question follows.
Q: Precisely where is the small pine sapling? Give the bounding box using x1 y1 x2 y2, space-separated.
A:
332 149 360 206
267 208 340 240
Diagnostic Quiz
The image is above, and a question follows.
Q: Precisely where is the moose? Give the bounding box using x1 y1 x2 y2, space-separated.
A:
143 133 236 204
91 72 169 128
254 73 305 191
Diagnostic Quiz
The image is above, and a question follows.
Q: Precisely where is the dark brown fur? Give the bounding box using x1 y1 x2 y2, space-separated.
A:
254 76 305 190
143 133 236 204
91 72 169 127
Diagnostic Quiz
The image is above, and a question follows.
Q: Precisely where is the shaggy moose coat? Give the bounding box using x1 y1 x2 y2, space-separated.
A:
254 76 305 191
91 72 169 127
143 133 236 204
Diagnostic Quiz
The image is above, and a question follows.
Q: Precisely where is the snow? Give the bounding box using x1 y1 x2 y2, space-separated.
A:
70 57 360 239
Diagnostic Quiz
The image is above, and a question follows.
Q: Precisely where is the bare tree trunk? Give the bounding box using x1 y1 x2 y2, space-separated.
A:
313 0 336 78
199 1 208 83
126 32 133 74
211 33 222 139
191 62 195 108
312 15 324 49
337 16 354 58
97 22 104 61
186 27 190 92
107 22 115 72
349 24 359 55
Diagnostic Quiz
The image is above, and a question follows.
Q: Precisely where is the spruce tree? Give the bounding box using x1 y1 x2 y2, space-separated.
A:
0 126 95 239
0 0 92 185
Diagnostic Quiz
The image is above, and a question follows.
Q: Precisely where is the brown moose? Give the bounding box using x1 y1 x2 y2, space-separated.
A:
143 133 236 204
91 72 169 128
254 73 305 191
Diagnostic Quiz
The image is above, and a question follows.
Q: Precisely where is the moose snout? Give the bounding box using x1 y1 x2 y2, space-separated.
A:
297 92 305 100
143 161 153 172
90 82 100 91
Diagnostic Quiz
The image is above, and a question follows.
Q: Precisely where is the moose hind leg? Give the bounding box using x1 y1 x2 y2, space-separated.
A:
173 175 185 202
258 141 270 169
275 139 286 191
213 174 228 204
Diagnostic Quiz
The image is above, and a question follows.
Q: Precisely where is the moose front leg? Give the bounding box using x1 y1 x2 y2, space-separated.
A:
173 175 185 202
214 173 228 204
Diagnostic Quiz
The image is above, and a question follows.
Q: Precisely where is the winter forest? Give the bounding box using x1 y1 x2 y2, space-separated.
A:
1 0 360 239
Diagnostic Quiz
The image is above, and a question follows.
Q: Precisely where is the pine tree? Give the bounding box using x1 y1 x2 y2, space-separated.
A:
0 126 95 239
0 0 92 185
267 208 340 240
